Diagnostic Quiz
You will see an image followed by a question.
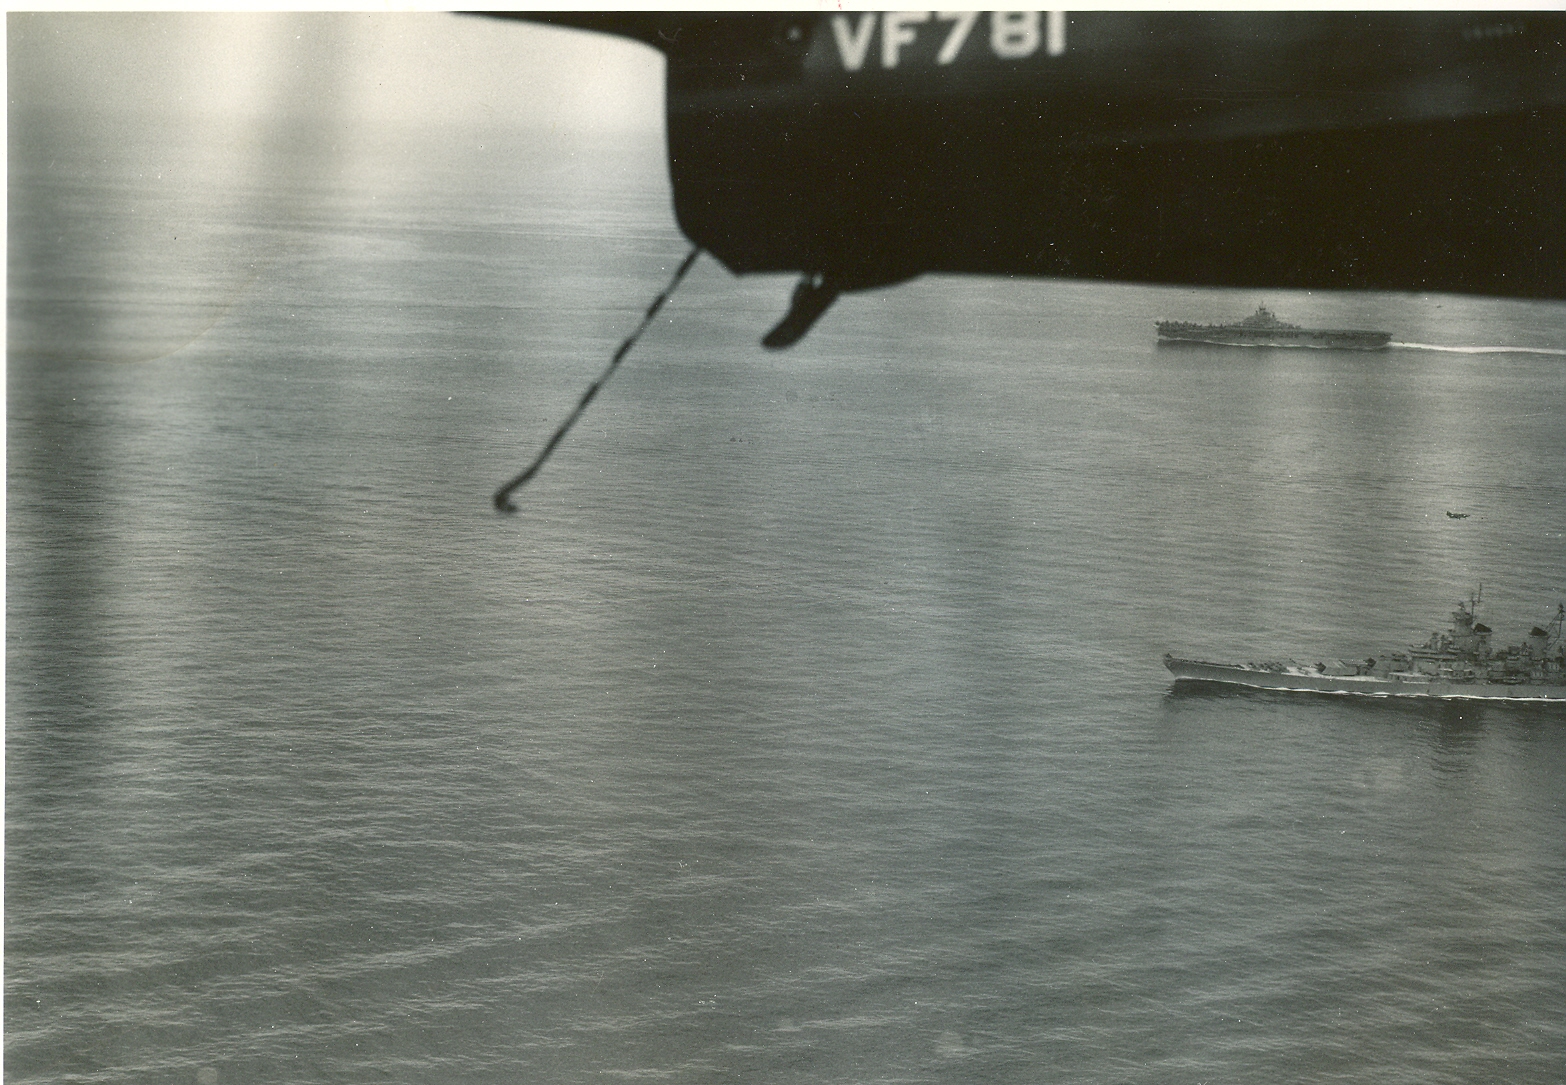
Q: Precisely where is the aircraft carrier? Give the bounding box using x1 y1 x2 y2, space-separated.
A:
1156 306 1391 349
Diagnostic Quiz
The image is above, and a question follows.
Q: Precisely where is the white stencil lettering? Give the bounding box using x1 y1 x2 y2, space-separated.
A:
935 11 979 65
882 12 931 69
831 13 877 72
1047 11 1067 56
991 11 1041 59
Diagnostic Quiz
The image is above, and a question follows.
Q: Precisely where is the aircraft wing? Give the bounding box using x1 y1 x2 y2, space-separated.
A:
489 12 1565 342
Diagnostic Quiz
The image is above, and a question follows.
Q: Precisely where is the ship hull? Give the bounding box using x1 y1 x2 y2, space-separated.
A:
1164 655 1566 701
1155 326 1390 349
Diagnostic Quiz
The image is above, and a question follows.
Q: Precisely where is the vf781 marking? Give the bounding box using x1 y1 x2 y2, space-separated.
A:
830 11 1067 71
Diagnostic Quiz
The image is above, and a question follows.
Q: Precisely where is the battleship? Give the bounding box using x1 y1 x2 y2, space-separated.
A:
1165 593 1566 701
1156 306 1391 349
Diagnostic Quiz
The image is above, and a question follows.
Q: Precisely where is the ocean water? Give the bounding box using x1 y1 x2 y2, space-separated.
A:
8 114 1566 1085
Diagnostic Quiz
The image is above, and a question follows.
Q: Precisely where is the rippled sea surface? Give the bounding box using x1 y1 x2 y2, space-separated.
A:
9 114 1566 1084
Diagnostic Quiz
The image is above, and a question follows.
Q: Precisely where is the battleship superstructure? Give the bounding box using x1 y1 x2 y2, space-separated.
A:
1156 306 1391 349
1166 593 1566 700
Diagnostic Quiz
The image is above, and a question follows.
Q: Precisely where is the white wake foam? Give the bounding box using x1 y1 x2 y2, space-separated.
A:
1390 342 1566 356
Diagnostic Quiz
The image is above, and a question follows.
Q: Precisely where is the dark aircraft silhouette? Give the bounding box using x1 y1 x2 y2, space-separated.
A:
492 12 1565 347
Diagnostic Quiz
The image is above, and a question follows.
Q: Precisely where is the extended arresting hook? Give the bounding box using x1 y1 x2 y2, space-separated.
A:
493 246 702 513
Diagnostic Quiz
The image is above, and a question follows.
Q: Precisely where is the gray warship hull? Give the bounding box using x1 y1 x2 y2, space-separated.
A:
1155 325 1391 349
1156 305 1390 349
1165 654 1566 701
